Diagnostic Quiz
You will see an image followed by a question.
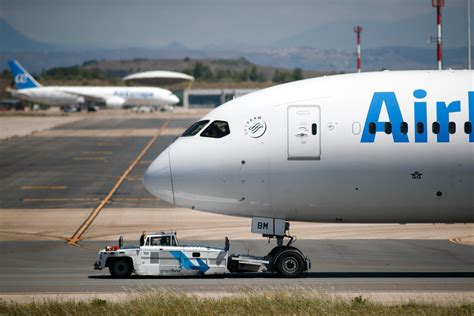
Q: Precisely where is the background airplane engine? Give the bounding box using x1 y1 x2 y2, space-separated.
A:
105 96 125 108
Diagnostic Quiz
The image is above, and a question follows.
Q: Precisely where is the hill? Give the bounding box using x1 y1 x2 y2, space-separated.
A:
80 57 325 83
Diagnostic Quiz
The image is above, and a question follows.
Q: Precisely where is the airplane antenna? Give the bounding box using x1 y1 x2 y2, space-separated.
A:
353 26 363 73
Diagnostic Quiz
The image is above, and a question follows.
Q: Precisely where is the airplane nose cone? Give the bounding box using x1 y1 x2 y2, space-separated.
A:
168 94 180 105
143 148 175 205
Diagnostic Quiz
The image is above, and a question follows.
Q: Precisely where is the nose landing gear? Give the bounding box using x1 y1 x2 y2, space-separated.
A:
252 218 311 277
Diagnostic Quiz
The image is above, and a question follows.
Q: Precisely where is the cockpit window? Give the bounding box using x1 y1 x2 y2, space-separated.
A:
200 120 230 138
181 120 210 137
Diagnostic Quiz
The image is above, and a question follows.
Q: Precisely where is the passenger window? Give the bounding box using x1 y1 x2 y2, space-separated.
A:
352 122 361 135
182 120 210 137
448 122 456 134
368 122 376 134
416 122 424 134
400 122 408 134
465 122 472 134
200 120 230 138
432 122 440 134
384 122 392 134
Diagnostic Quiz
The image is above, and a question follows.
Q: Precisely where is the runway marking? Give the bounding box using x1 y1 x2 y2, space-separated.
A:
21 185 67 190
449 235 474 245
112 197 158 201
0 230 69 242
125 176 143 181
73 157 107 161
81 151 113 155
23 197 158 202
96 142 121 146
67 120 169 245
23 197 101 202
35 128 183 137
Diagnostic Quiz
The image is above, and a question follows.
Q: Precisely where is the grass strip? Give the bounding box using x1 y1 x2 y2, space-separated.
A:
0 290 472 316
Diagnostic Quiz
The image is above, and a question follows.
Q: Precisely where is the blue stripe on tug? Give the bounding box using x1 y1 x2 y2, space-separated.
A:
170 251 210 274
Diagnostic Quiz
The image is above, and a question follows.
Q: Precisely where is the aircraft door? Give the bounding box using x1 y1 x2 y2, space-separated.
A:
287 106 321 160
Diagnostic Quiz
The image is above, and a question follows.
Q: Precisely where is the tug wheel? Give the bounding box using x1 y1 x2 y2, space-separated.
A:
109 258 132 278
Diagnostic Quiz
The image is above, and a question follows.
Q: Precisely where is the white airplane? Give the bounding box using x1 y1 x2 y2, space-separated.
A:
144 70 473 263
7 60 180 109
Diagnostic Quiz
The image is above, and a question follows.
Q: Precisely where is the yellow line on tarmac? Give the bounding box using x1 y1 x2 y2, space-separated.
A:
449 235 473 245
81 151 113 155
125 176 143 181
112 197 158 201
21 185 67 190
23 197 157 202
139 160 153 164
67 120 169 245
96 142 121 147
23 197 101 202
73 157 107 161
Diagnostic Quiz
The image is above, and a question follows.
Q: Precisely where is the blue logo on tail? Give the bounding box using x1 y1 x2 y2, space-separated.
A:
7 60 41 90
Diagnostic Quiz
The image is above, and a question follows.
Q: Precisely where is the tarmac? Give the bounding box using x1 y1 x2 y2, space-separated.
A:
0 111 473 301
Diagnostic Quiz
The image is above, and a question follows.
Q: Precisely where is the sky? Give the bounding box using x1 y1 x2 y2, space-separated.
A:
0 0 471 50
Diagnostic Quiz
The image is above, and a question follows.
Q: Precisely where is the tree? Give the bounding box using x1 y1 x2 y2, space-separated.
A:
292 68 303 81
273 70 291 83
192 62 214 80
238 69 249 81
249 66 258 81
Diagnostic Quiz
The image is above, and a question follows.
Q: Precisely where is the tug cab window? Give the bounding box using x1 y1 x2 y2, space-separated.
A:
200 120 230 138
149 236 177 247
182 120 210 137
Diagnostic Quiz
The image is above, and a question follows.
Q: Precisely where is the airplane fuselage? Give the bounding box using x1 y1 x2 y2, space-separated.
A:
144 70 473 223
11 86 179 108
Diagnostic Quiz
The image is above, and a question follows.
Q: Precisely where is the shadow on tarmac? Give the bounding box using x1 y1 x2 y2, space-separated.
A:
89 271 474 279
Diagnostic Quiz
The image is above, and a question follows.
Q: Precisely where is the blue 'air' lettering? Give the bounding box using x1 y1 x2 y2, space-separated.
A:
436 100 460 142
469 92 474 143
361 90 473 143
361 92 409 143
414 89 427 143
113 90 154 98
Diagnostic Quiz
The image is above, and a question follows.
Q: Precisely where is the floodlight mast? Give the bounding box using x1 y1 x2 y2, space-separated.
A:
354 26 363 73
468 0 472 70
432 0 444 70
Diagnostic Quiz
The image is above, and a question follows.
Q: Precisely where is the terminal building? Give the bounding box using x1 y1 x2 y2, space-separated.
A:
183 89 256 108
123 71 257 109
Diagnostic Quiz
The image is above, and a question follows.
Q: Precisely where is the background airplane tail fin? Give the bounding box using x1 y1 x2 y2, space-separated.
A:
7 60 42 90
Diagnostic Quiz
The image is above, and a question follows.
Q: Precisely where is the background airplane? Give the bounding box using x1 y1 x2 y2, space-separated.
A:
7 60 180 110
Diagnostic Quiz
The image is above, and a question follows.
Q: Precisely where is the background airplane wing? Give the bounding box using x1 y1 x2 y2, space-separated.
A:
61 90 125 107
61 90 106 102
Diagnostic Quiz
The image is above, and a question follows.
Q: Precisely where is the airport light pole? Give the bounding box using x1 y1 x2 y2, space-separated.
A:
354 26 363 73
432 0 444 70
468 0 472 70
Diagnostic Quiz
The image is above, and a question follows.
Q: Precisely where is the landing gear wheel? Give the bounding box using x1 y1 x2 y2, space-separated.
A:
109 259 132 278
275 250 304 278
